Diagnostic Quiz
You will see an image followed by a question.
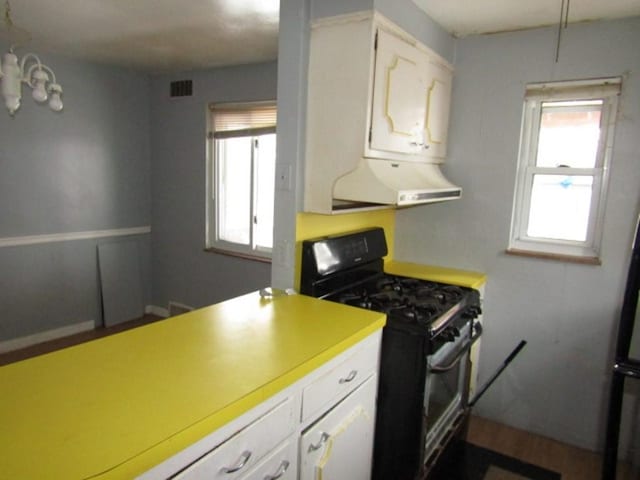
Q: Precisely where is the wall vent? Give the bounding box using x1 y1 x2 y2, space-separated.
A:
170 80 193 98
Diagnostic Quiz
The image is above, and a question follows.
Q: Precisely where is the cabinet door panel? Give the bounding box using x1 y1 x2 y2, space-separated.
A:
424 60 452 159
370 29 428 156
300 375 377 480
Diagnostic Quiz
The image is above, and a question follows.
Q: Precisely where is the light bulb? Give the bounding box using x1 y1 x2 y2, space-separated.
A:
48 84 63 112
5 95 20 115
31 70 49 103
2 52 22 115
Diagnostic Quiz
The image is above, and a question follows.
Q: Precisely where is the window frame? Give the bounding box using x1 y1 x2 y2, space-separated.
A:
205 101 276 261
508 77 621 262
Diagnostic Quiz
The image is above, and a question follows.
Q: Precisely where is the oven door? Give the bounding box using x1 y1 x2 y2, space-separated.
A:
423 323 471 466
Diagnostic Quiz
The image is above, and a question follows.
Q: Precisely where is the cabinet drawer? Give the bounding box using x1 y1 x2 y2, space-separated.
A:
237 438 297 480
173 397 296 480
301 336 379 423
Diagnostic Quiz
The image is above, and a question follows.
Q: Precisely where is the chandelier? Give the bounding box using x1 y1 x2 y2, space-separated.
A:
0 0 63 115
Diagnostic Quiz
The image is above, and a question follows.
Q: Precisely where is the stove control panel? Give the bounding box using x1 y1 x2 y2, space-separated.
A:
301 227 388 280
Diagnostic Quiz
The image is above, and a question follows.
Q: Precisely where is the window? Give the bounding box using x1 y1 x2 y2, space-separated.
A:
206 102 276 260
509 78 621 262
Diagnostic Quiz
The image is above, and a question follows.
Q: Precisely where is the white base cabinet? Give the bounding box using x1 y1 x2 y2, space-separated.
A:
138 332 381 480
237 438 297 480
300 375 377 480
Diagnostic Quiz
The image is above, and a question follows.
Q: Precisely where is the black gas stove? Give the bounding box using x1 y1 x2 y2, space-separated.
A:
300 227 480 342
300 227 483 479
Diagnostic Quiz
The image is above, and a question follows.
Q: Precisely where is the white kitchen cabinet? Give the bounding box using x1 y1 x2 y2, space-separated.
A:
304 11 454 213
300 375 377 480
172 397 297 480
369 29 452 160
138 331 382 480
301 330 379 423
369 29 430 157
237 438 297 480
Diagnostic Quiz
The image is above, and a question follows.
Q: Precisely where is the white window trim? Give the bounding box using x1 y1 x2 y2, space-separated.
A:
205 101 276 261
508 77 621 261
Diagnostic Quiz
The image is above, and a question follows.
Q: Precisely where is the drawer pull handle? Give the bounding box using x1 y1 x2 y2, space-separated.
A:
264 460 290 480
220 450 252 474
308 432 330 452
339 370 358 384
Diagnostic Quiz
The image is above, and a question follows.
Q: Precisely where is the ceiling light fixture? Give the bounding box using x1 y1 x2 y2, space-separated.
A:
0 0 63 115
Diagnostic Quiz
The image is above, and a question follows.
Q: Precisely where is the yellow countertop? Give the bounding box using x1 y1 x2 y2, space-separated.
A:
0 292 385 480
384 261 487 289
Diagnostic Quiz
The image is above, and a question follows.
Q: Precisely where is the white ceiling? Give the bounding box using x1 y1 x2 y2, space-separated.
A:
413 0 640 37
0 0 280 72
1 0 639 72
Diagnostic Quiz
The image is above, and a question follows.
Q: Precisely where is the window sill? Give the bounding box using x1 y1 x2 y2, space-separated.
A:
505 248 601 265
204 247 272 264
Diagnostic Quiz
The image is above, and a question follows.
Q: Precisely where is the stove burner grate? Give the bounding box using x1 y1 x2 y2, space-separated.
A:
333 275 469 329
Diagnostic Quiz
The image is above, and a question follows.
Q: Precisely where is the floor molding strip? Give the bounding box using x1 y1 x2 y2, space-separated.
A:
0 320 95 354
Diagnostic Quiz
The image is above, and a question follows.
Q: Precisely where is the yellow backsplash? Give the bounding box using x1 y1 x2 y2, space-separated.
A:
294 210 396 291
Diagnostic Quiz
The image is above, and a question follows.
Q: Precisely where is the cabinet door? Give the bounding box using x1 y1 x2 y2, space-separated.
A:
423 59 452 159
300 375 377 480
369 29 429 157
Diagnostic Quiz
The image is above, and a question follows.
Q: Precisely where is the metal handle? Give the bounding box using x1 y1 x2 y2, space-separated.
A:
430 323 482 374
409 141 424 147
430 339 471 373
339 370 357 384
264 460 290 480
220 450 252 474
308 432 330 452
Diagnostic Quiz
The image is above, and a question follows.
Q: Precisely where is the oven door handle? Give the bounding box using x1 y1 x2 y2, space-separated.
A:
430 322 482 374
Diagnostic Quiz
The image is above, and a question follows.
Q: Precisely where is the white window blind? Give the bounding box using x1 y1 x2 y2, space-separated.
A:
211 102 277 139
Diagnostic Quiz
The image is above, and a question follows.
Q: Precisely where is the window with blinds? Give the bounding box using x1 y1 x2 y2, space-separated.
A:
206 101 277 260
509 77 621 263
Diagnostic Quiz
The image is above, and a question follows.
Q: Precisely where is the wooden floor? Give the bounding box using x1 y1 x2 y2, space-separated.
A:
0 314 163 366
467 415 637 480
2 322 637 480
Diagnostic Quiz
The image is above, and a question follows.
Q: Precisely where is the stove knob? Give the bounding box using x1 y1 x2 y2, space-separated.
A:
441 330 455 342
441 326 459 342
463 306 482 319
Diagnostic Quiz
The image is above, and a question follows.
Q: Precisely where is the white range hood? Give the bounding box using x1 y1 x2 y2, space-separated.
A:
333 158 461 207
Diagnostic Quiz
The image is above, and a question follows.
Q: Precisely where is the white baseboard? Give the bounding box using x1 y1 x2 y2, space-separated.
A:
145 305 169 318
168 301 194 317
0 320 95 354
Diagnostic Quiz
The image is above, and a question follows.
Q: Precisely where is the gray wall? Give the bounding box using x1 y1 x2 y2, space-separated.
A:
149 62 276 309
394 17 640 452
0 50 152 341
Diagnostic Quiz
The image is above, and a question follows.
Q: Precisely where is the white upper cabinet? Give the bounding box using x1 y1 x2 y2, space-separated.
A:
304 11 454 213
368 28 452 160
369 29 429 156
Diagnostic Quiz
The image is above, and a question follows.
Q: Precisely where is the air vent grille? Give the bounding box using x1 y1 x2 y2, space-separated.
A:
170 80 193 98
